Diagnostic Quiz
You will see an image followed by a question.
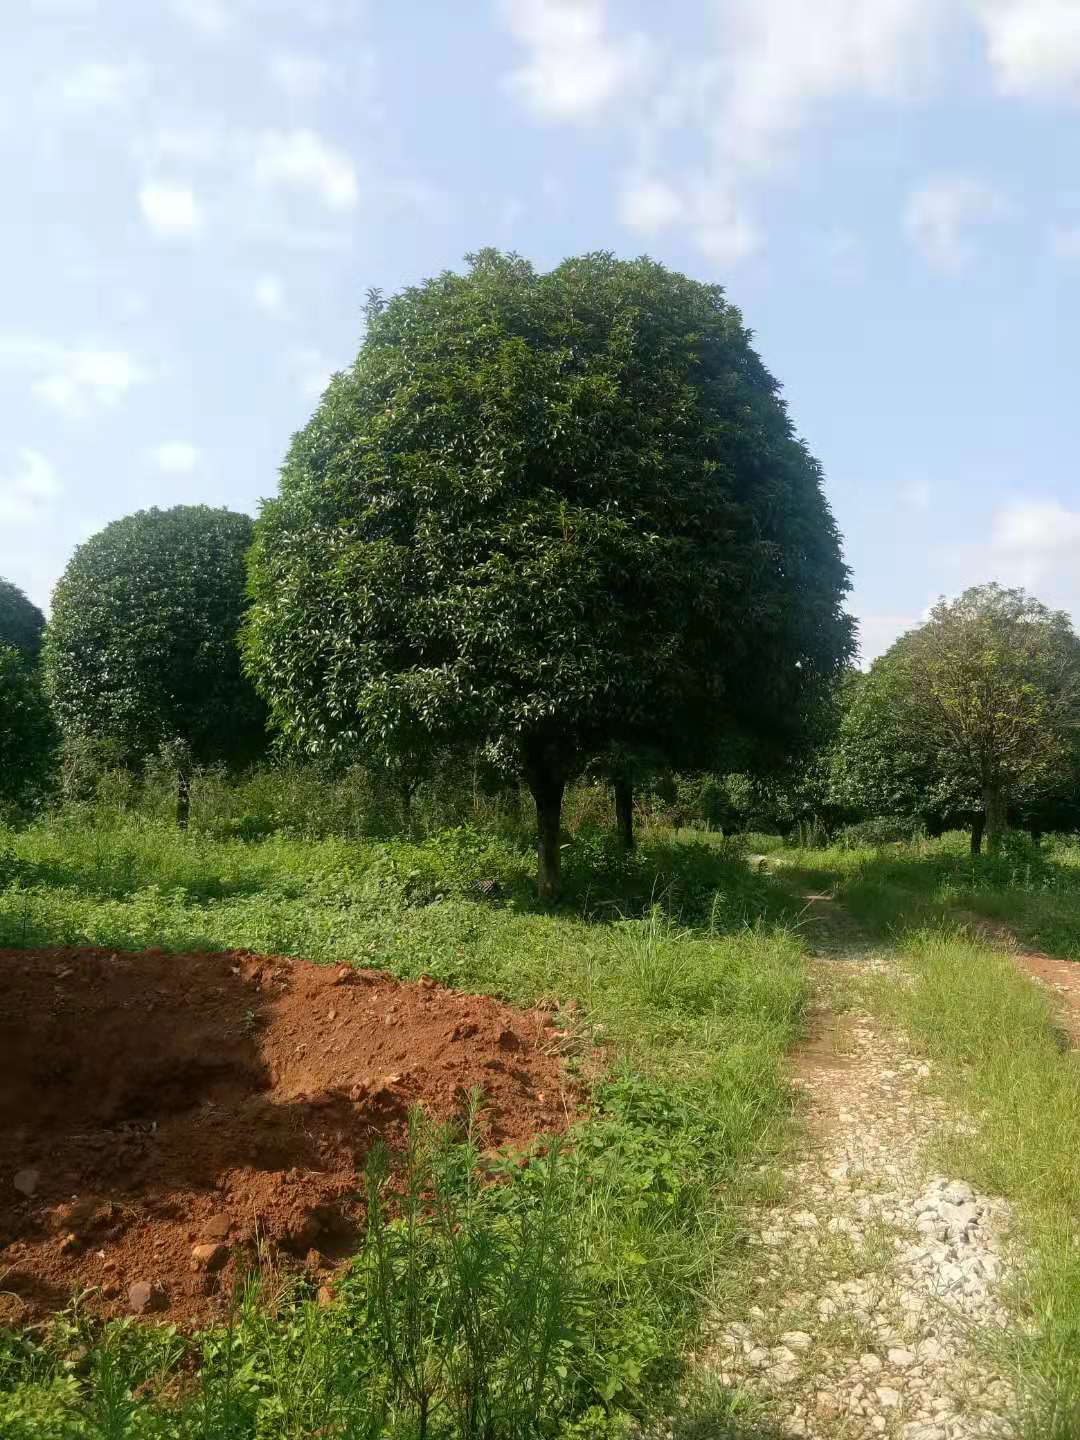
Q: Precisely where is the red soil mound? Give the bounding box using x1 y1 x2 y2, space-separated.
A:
0 947 573 1327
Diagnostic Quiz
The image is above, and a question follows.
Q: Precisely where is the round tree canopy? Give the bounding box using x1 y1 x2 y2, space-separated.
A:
45 505 266 768
245 250 853 779
0 577 45 660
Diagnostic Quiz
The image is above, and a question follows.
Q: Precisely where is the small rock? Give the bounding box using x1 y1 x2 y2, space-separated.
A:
859 1353 883 1374
888 1347 916 1369
876 1386 901 1409
128 1281 165 1315
58 1233 81 1255
781 1330 812 1351
13 1168 40 1197
190 1242 229 1272
791 1210 819 1229
200 1214 232 1243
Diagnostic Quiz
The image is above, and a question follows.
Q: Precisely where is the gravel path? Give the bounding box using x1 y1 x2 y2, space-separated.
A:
701 908 1018 1440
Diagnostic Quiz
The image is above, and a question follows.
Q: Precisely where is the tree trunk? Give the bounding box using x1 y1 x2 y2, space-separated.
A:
176 768 191 831
983 784 1007 851
970 812 985 856
614 776 634 851
526 749 566 902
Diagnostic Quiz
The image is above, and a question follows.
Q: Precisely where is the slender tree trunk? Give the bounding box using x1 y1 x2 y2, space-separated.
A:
526 746 566 902
983 784 1007 851
176 767 191 831
970 813 985 856
614 776 634 851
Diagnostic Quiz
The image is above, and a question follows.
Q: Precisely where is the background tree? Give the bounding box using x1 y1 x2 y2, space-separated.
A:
45 506 266 827
837 585 1080 852
0 577 45 660
0 645 56 819
245 251 852 897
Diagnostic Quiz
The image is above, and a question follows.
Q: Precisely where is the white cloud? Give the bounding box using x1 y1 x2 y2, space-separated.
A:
937 497 1080 630
253 272 285 312
139 181 203 237
0 450 62 526
856 611 920 665
500 0 649 123
991 499 1080 553
977 0 1080 99
619 172 761 266
706 0 945 174
56 61 146 110
171 0 232 36
619 175 683 231
1050 223 1080 258
152 442 201 474
268 53 331 100
253 129 358 211
904 176 1010 270
0 338 147 418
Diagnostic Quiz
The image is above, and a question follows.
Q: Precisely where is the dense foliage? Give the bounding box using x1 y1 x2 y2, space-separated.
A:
0 645 55 818
44 506 266 825
835 585 1080 850
245 250 853 895
0 577 45 660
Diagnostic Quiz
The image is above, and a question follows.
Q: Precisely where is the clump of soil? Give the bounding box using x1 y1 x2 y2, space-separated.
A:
0 947 573 1326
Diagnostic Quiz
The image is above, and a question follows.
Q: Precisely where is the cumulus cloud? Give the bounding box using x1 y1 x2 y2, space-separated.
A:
991 499 1080 553
0 450 62 526
904 176 1010 270
152 442 201 474
500 0 649 123
139 181 203 237
976 0 1080 99
252 129 358 210
0 337 147 418
253 272 285 312
619 172 761 265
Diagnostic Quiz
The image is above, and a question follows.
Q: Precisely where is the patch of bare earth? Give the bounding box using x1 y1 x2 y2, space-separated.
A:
0 947 576 1327
696 901 1016 1440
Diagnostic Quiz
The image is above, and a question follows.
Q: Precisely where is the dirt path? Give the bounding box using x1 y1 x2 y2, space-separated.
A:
700 899 1016 1440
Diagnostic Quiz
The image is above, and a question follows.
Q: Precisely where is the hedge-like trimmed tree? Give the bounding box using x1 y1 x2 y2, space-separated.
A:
0 577 45 660
245 251 852 896
836 585 1080 852
0 645 56 818
45 505 266 826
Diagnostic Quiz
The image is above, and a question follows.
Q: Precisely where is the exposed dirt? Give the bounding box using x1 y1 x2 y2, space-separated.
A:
0 947 574 1327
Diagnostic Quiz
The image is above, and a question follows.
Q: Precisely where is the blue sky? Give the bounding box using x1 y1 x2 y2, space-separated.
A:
2 0 1079 662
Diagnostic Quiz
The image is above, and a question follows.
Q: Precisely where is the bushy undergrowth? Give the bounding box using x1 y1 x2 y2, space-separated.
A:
0 816 806 1437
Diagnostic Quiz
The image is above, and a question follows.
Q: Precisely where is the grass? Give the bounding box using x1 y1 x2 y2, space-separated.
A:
870 929 1080 1439
773 829 1080 960
0 814 808 1439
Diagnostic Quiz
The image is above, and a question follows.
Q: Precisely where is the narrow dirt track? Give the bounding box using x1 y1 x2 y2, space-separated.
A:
699 897 1016 1440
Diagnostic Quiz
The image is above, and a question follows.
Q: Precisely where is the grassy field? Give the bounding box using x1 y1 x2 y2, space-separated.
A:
4 814 1080 1438
0 816 807 1439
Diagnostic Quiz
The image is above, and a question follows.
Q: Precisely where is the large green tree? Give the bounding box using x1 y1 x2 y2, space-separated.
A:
245 251 852 896
45 505 266 826
0 646 56 818
0 577 45 660
836 585 1080 851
